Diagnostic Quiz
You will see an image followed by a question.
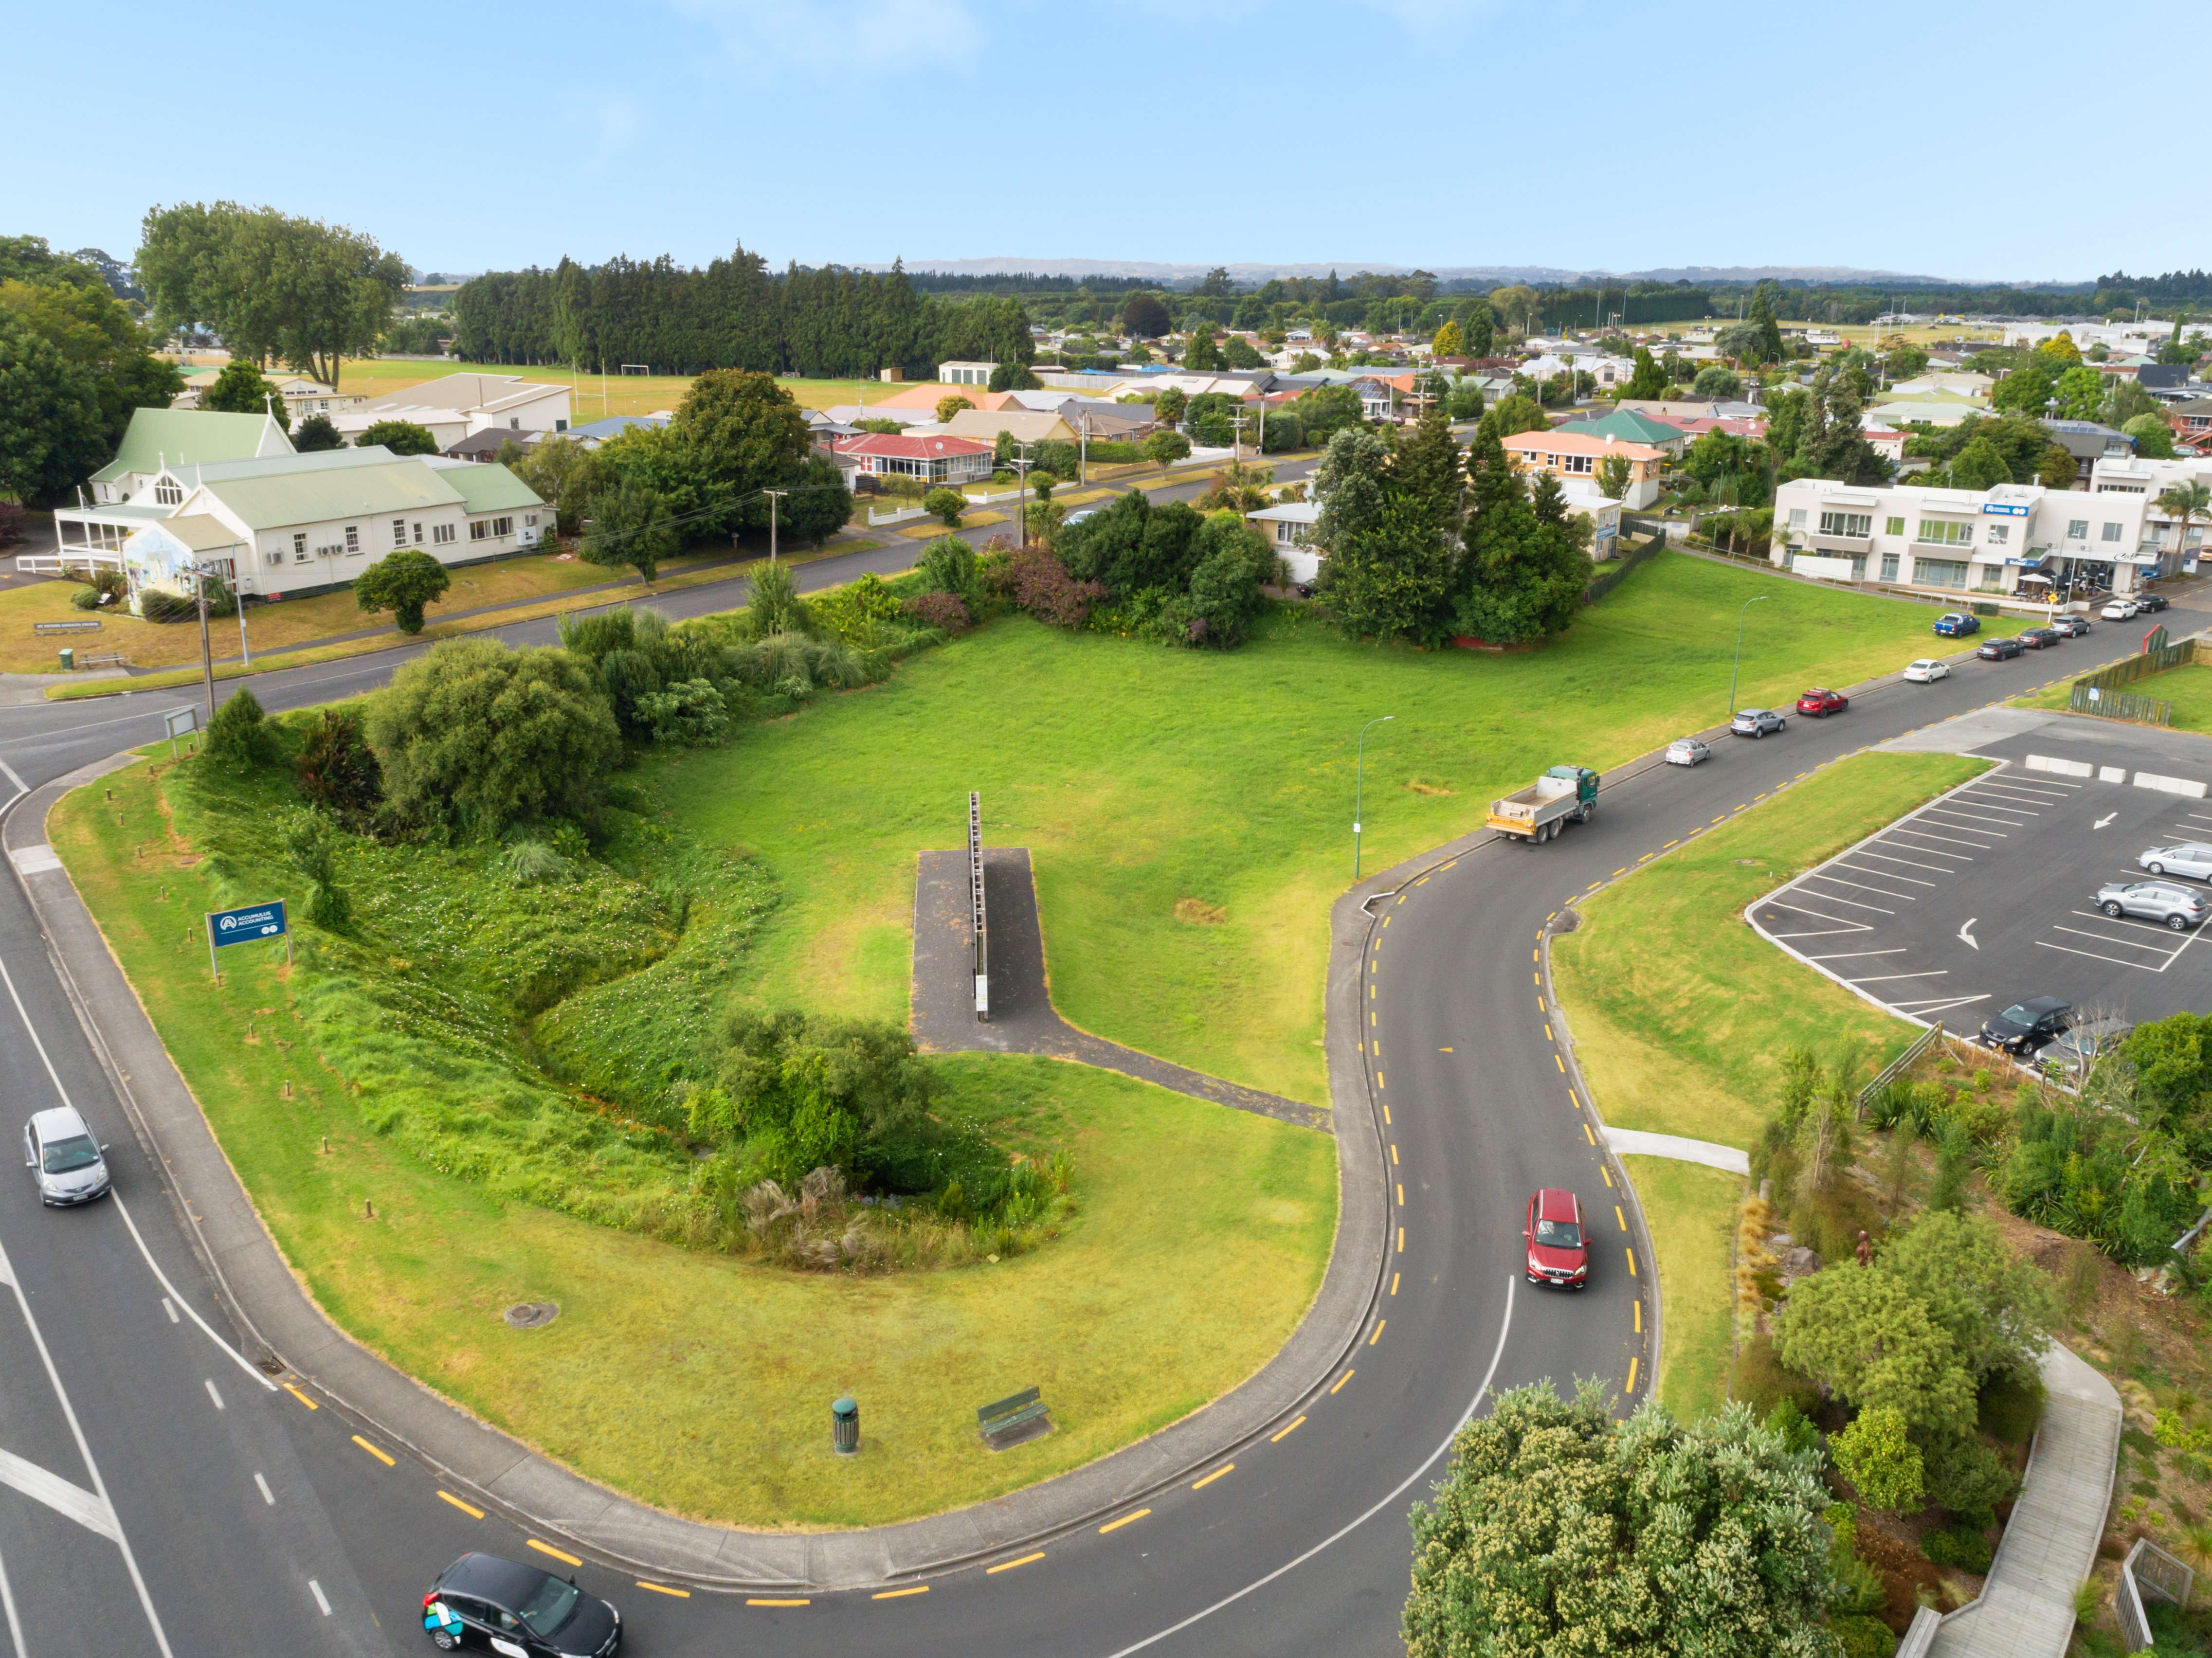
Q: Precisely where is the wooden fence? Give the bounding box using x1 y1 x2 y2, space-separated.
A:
2067 636 2197 726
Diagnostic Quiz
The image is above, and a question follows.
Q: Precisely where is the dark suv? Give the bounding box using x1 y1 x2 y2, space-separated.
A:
423 1554 620 1655
1980 997 2071 1056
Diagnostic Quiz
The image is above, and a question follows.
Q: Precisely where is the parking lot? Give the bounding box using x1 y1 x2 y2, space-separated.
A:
1752 715 2212 1045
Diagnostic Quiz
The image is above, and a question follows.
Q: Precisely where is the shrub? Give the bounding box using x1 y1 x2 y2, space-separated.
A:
725 631 867 698
0 501 26 548
1831 1615 1898 1658
901 591 970 632
923 487 965 526
633 678 730 745
1006 547 1106 629
809 572 903 647
917 534 980 604
71 568 125 611
357 419 438 455
743 556 811 638
278 809 350 929
136 585 199 623
1832 1406 1925 1512
295 706 383 821
367 639 622 834
202 687 278 771
501 839 568 887
353 547 452 634
1920 1525 1993 1573
1977 1372 2045 1444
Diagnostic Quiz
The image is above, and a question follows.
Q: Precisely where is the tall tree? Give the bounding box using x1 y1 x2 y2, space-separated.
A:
1748 288 1785 363
0 314 105 503
1621 345 1667 400
1453 431 1589 644
1392 405 1465 541
670 368 810 533
1120 292 1171 339
2155 479 2211 568
201 359 291 430
1431 319 1465 358
0 245 182 455
138 202 407 390
582 480 678 582
1313 426 1455 644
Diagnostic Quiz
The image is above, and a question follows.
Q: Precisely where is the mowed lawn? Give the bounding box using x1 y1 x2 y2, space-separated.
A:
326 358 907 419
1551 752 1986 1408
657 553 1947 1104
51 766 1335 1527
2023 660 2212 734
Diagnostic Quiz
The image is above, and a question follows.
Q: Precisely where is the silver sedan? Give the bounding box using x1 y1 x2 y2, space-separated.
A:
2095 881 2211 930
1665 737 1710 766
2139 843 2212 881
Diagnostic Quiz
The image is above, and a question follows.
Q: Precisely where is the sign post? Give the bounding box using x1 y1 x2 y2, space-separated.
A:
162 706 198 760
205 900 289 981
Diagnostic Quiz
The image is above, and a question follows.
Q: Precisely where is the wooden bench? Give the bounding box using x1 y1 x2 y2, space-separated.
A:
34 619 103 634
977 1386 1052 1450
74 651 129 668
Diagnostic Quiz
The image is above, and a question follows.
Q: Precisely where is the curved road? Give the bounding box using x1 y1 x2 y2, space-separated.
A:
0 549 2196 1656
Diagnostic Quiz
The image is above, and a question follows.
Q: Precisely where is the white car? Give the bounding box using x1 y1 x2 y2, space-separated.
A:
2103 599 2141 621
1665 737 1710 766
2140 843 2212 881
23 1107 110 1207
1902 658 1951 684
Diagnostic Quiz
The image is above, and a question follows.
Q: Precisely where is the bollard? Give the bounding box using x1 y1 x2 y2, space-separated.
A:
832 1396 860 1457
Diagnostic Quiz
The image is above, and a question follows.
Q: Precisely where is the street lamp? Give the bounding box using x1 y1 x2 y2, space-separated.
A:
1727 593 1769 715
1353 715 1395 879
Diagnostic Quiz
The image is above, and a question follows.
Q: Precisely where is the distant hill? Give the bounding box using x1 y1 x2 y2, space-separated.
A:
860 257 2087 289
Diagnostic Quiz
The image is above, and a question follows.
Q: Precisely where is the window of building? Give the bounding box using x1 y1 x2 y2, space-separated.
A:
554 419 567 433
510 417 520 430
1886 515 1906 537
154 478 182 506
268 548 284 565
1915 519 1973 546
1788 508 1808 528
413 522 423 544
2068 518 2090 540
493 517 513 537
344 525 359 553
1986 523 2009 544
525 513 538 527
1880 553 1900 581
470 520 490 541
292 532 307 558
2102 521 2123 542
1913 558 1969 589
433 523 455 545
1818 511 1872 538
392 518 406 547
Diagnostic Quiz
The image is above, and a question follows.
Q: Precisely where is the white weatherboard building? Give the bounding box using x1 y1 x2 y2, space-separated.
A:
1769 471 2191 599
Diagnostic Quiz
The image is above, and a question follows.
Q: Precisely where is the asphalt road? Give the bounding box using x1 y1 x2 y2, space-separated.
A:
0 550 2204 1657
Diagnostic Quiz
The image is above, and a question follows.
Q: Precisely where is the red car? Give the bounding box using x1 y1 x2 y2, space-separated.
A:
1524 1188 1589 1288
1795 687 1849 717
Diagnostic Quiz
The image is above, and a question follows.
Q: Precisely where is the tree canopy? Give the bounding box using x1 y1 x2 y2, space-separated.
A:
201 359 291 430
352 546 452 634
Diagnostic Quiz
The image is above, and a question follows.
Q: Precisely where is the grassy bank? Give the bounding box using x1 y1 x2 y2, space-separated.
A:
1552 753 1987 1407
2021 660 2212 733
323 359 909 419
52 758 1335 1527
656 553 1945 1105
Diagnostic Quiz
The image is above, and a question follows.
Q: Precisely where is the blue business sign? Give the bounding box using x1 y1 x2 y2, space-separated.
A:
207 901 287 948
1980 502 2029 517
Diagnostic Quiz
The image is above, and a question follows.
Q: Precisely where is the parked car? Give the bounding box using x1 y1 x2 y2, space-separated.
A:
1730 707 1788 738
1902 658 1951 684
1933 612 1981 637
2139 843 2212 880
1976 636 2025 661
1523 1188 1589 1288
1664 737 1710 767
2140 593 2171 613
2051 615 2092 638
1063 509 1101 526
2038 1017 2134 1080
1795 687 1849 717
422 1554 621 1656
2097 880 2212 930
22 1107 110 1207
2103 599 2141 621
2017 626 2063 649
1980 997 2072 1055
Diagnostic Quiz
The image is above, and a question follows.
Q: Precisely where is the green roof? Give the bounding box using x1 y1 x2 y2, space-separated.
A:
429 462 544 515
202 460 462 531
91 408 286 484
1557 408 1684 447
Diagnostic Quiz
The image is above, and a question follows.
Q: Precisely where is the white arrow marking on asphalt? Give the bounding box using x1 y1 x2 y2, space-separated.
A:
1959 919 1980 950
2094 812 2117 830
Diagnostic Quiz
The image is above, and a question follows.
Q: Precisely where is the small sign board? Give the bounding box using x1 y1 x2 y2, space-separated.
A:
205 901 288 978
163 706 198 758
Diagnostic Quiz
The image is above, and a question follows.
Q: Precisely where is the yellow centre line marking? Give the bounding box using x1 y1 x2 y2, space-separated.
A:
1626 1247 1638 1277
1736 803 1747 811
1532 948 1539 962
1637 853 1651 863
1192 1464 1233 1490
1711 815 1724 824
1389 1143 1398 1165
1395 893 1406 905
1601 1166 1614 1188
1390 1272 1400 1296
637 1581 692 1599
285 1384 318 1410
1663 839 1679 848
1370 1011 1376 1027
1414 875 1428 886
748 1597 812 1606
1555 1054 1565 1073
528 1540 583 1567
1382 915 1390 928
1396 1183 1405 1205
1371 1041 1379 1056
351 1435 396 1468
1377 1072 1385 1089
1271 1415 1306 1443
1443 860 1457 869
1627 1356 1639 1393
1544 1024 1553 1042
1533 971 1541 986
1331 1370 1354 1394
986 1554 1044 1576
1612 867 1627 877
1369 984 1375 999
1755 793 1767 801
1439 1045 1454 1052
1098 1508 1151 1534
1382 1103 1391 1124
437 1490 485 1520
872 1585 929 1601
1582 1122 1596 1145
1370 1319 1386 1345
1396 1227 1405 1253
1634 1299 1643 1334
1546 910 1557 921
1615 1205 1627 1231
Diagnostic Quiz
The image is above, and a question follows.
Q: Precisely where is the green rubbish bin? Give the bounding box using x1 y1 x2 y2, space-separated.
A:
58 647 73 671
832 1396 859 1456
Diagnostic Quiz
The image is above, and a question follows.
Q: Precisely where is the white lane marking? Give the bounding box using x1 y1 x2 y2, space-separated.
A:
204 1378 224 1412
2036 937 2163 971
1958 918 1979 950
162 1297 178 1323
1789 885 1895 914
1835 860 1938 888
1849 971 1950 984
111 1197 276 1393
1805 948 1910 960
2095 813 2117 830
1806 874 1917 901
1886 827 1990 850
0 1539 23 1658
1891 993 1991 1016
255 1472 274 1506
0 757 23 797
309 1579 332 1617
0 1443 117 1542
1101 1278 1517 1658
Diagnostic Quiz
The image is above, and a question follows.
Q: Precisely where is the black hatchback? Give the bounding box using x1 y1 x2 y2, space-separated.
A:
1980 997 2071 1055
1976 636 2025 660
2017 626 2063 649
423 1553 620 1656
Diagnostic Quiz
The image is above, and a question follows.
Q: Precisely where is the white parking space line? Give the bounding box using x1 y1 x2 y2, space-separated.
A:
255 1472 274 1506
1850 971 1951 984
309 1579 332 1617
2063 908 2188 937
1893 993 1991 1016
2037 937 2166 971
1855 848 1967 873
1887 828 1992 851
1772 926 1876 940
1762 899 1872 928
1809 874 1918 901
1921 810 2017 832
0 1543 23 1658
1806 948 1910 960
1957 793 2044 813
1790 888 1896 914
2049 924 2174 958
1835 861 1939 888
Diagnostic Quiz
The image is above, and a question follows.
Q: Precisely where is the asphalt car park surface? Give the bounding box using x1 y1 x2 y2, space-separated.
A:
1752 718 2212 1043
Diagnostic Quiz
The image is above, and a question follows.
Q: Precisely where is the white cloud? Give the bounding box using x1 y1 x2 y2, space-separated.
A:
670 0 980 73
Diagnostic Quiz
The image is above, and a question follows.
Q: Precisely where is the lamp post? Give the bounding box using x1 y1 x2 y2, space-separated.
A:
1353 715 1394 879
1727 593 1769 716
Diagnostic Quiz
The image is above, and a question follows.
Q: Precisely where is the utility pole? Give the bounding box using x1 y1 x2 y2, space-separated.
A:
1007 444 1035 546
764 488 787 561
187 562 217 726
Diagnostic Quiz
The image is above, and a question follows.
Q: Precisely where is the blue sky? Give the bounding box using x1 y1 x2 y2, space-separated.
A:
10 0 2206 284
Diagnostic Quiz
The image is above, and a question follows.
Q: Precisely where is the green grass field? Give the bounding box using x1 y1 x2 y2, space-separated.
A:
2023 661 2212 733
1552 752 1987 1409
653 553 1949 1104
311 358 911 419
51 764 1336 1528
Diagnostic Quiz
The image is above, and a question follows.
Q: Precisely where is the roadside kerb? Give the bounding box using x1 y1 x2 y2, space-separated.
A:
3 749 1391 1594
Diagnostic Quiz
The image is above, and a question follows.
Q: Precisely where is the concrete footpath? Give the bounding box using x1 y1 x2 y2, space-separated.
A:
2 753 1386 1591
1926 1341 2121 1658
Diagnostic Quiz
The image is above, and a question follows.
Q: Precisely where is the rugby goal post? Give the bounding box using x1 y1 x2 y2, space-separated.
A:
618 363 651 376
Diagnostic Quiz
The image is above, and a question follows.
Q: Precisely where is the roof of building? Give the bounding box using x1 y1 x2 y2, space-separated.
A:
2169 398 2212 417
1553 409 1685 448
2137 366 2189 391
92 408 291 484
941 409 1075 444
195 459 465 530
444 428 543 459
423 459 544 513
1244 501 1321 523
158 514 253 551
569 414 669 441
352 374 566 415
871 383 1016 413
832 432 994 460
1498 429 1666 462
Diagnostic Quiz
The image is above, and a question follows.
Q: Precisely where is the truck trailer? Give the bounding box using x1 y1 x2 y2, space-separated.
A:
1487 766 1599 843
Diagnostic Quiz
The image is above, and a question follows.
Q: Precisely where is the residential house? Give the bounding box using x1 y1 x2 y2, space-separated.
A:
1496 429 1666 508
329 374 572 448
938 360 997 386
2165 398 2212 447
1770 476 2159 597
171 372 363 424
2001 320 2178 355
1557 482 1622 559
1243 500 1322 584
1552 408 1689 459
2040 419 2135 487
940 408 1078 450
872 382 1017 414
1889 372 1993 399
444 428 542 463
80 407 293 511
831 431 994 486
565 414 672 449
1863 397 1979 430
